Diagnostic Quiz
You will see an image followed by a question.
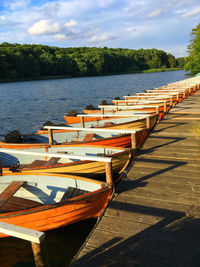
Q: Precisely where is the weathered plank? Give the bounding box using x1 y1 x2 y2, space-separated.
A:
71 89 200 266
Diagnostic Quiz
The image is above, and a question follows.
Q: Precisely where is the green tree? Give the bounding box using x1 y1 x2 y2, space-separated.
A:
185 24 200 74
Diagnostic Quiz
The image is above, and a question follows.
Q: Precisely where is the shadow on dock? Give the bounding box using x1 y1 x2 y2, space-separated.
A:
72 200 200 266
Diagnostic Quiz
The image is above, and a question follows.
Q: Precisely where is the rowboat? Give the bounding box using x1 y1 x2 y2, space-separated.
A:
64 112 158 130
0 123 147 151
135 92 183 103
0 145 132 183
80 98 174 121
0 171 113 238
111 99 171 119
123 94 178 105
0 128 134 149
0 114 155 151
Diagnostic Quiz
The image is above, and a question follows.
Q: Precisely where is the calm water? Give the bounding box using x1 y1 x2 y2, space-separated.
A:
0 70 187 137
0 70 188 266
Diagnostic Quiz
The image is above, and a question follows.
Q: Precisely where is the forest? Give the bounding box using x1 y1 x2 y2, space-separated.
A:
185 23 200 75
0 42 183 81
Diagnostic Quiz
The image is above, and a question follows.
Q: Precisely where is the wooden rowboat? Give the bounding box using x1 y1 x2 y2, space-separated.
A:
63 113 157 130
0 128 133 149
0 114 155 150
0 145 132 182
0 172 113 238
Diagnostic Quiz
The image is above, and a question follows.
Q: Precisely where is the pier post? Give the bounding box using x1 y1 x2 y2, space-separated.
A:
146 117 150 129
170 96 173 107
80 117 85 128
131 132 137 149
105 162 113 185
48 129 53 145
163 102 167 113
155 106 159 115
31 240 49 267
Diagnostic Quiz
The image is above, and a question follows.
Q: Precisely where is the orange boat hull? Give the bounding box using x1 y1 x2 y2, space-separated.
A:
0 177 112 238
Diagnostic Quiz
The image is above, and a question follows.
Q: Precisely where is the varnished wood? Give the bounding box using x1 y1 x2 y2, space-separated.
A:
47 129 53 145
131 132 137 149
0 181 25 208
83 133 95 142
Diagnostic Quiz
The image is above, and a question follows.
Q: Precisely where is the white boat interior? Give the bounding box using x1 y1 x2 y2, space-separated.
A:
0 146 125 166
0 174 102 205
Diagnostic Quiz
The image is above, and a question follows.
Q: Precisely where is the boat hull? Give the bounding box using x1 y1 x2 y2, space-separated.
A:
0 173 113 238
4 149 132 183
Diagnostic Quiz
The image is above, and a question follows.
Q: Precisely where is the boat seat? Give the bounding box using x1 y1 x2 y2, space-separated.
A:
60 187 89 201
96 122 115 128
104 122 114 127
44 157 61 165
83 133 95 142
0 196 42 213
3 130 23 143
0 181 26 208
23 157 61 168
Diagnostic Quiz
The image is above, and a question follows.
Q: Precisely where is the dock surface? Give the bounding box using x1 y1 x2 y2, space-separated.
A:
71 91 200 266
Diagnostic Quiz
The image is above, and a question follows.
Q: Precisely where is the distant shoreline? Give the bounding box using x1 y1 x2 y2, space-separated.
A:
0 68 183 84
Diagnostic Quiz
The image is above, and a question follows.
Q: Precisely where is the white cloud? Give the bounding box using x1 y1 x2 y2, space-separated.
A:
54 34 67 41
3 0 29 10
89 33 115 43
165 45 188 57
0 16 6 21
146 9 162 18
182 6 200 18
65 19 78 28
173 9 187 14
125 24 156 37
28 20 61 35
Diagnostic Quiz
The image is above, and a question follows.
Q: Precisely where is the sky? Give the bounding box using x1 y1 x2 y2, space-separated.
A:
0 0 200 57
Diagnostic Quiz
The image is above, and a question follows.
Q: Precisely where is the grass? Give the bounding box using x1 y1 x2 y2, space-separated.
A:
142 68 182 73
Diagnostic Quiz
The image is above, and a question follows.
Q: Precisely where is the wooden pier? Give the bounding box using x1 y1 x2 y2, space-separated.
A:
71 90 200 266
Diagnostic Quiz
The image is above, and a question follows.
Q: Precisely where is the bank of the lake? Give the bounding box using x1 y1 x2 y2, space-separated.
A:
0 68 183 84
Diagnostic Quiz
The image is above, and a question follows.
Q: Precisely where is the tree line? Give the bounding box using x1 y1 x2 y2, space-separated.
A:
185 23 200 75
0 42 182 81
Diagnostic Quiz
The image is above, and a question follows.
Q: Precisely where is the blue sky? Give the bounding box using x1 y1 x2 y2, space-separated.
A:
0 0 200 57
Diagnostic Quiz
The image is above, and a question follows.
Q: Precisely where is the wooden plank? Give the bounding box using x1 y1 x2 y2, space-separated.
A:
0 148 112 163
0 196 42 212
0 181 25 208
44 125 141 134
71 88 200 266
46 157 60 165
83 133 95 142
0 221 45 243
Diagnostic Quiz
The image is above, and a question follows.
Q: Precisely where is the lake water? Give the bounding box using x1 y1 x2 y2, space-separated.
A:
0 70 187 137
0 70 189 266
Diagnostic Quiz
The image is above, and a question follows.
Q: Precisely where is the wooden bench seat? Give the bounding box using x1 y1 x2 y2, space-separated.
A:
83 133 95 142
17 157 61 170
0 181 26 209
97 122 115 128
3 130 23 143
61 187 89 201
0 196 42 213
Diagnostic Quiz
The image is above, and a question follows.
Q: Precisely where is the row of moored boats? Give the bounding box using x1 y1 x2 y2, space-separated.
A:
0 76 200 238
